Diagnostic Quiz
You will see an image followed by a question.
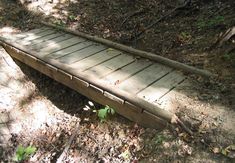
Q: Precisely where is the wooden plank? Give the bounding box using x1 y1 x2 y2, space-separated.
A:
68 48 122 71
153 79 190 112
46 41 94 59
17 29 57 45
137 71 186 103
30 34 72 50
85 54 135 78
57 44 107 64
28 32 66 46
117 64 172 94
102 59 153 85
36 37 86 57
11 27 49 40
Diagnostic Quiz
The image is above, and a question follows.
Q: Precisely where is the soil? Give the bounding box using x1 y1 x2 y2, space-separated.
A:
0 0 235 162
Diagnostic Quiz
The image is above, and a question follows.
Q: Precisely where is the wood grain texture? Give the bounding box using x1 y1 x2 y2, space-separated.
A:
102 59 153 85
17 29 57 45
57 44 107 64
27 32 65 46
47 41 94 59
69 48 122 71
138 71 186 103
117 63 172 94
85 53 135 78
11 27 49 40
31 34 73 50
37 37 86 57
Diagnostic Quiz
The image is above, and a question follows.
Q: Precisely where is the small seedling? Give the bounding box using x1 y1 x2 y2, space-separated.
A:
97 105 115 122
154 134 165 145
13 145 36 162
68 15 76 21
178 32 192 43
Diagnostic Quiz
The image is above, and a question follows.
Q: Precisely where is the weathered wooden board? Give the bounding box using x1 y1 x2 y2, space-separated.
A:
30 34 73 50
117 64 172 94
27 32 65 46
47 41 94 59
10 27 49 40
57 44 107 64
102 59 153 85
69 48 122 71
16 29 57 45
85 54 136 78
137 71 185 103
37 37 86 56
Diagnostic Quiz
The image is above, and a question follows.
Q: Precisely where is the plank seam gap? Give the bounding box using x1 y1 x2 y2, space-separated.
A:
98 59 137 79
81 53 123 72
30 31 65 46
135 69 174 95
31 34 74 49
100 62 154 84
42 39 87 56
68 47 108 64
157 77 186 101
51 42 95 59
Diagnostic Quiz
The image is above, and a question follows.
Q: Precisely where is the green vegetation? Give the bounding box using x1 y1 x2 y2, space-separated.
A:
197 16 225 29
153 134 166 145
13 145 36 162
97 105 115 122
68 14 76 21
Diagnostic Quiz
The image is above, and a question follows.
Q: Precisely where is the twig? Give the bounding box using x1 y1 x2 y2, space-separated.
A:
56 123 80 163
171 115 193 136
121 9 146 27
131 0 192 41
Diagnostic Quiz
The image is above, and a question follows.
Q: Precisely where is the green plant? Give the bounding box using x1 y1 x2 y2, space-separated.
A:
178 32 192 43
13 145 36 162
68 15 76 21
97 105 115 122
223 53 232 61
197 16 224 29
54 19 66 27
153 135 165 145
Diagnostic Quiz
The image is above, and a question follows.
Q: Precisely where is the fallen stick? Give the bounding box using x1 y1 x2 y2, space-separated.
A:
56 122 80 163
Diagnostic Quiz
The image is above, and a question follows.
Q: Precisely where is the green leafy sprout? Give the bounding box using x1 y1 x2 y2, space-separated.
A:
13 145 36 162
97 105 115 122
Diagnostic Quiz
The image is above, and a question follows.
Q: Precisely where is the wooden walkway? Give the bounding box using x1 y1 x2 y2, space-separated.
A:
0 25 206 130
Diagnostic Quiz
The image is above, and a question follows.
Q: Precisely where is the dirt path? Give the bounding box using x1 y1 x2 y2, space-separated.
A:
0 0 235 162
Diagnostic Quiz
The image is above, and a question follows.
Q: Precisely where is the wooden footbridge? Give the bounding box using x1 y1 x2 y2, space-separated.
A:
0 23 213 132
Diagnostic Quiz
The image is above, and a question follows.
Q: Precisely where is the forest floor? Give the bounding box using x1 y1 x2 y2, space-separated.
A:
0 0 235 162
